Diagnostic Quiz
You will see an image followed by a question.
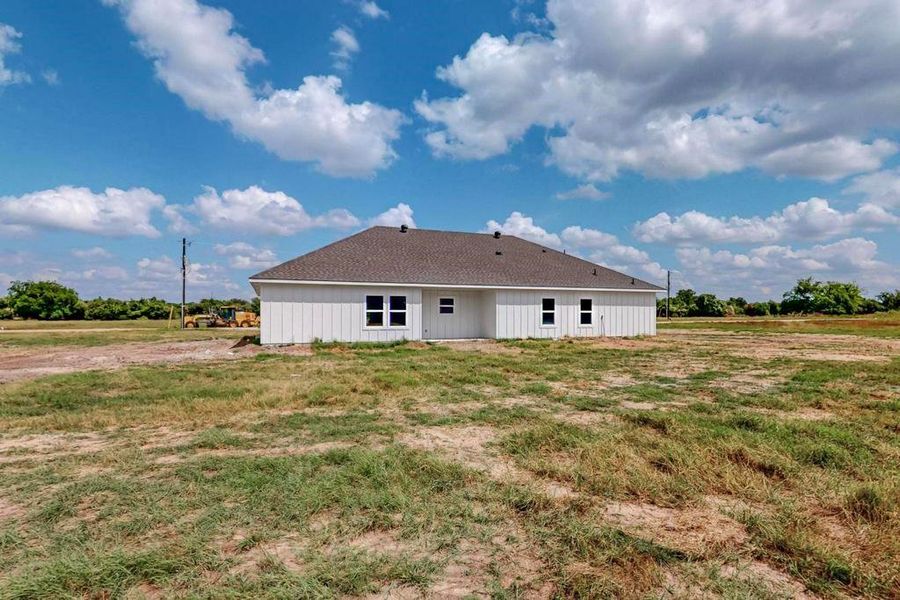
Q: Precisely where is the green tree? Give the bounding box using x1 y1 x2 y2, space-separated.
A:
693 293 726 317
877 290 900 311
726 297 747 315
782 278 864 315
664 289 696 317
782 277 819 314
0 295 13 320
7 281 83 320
84 297 129 320
815 281 864 315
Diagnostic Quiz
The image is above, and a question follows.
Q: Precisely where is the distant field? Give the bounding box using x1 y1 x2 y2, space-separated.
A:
0 320 250 347
659 313 900 338
0 319 171 330
0 321 897 598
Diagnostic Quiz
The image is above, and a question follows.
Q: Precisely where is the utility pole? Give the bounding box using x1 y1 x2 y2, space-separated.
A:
181 237 187 330
666 270 671 320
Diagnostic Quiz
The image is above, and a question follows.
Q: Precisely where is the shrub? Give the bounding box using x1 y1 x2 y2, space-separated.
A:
745 302 771 316
876 289 900 311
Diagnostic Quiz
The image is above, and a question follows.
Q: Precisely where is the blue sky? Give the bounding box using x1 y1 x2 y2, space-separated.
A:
1 0 898 301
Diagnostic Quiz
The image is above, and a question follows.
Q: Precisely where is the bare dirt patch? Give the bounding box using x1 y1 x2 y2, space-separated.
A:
0 338 312 384
231 539 306 576
712 370 786 394
397 425 576 499
720 560 816 599
601 500 748 556
346 529 411 555
754 407 835 421
152 440 354 465
0 497 26 522
620 401 659 411
0 432 113 464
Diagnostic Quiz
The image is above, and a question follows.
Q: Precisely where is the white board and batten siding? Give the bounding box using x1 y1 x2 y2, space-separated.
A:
421 289 492 339
259 282 657 343
493 289 656 339
259 283 422 344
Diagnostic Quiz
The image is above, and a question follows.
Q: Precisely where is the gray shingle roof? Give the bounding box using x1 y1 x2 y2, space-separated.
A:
250 226 663 291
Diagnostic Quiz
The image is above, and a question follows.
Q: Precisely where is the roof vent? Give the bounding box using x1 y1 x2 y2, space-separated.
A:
541 249 547 253
592 268 597 276
495 250 503 255
493 231 501 239
399 224 408 233
631 277 635 284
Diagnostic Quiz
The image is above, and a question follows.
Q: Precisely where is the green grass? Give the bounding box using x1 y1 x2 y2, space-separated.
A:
658 313 900 338
1 327 898 598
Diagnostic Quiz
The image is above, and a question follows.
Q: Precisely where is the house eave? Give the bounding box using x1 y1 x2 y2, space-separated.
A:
248 278 663 293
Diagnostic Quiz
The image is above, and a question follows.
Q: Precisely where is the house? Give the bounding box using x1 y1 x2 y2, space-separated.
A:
249 226 663 344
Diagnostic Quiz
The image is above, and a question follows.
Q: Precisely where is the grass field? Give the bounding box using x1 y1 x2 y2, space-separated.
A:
0 320 898 598
658 312 900 338
0 320 249 347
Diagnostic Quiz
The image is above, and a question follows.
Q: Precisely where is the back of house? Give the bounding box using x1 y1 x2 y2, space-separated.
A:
249 226 663 344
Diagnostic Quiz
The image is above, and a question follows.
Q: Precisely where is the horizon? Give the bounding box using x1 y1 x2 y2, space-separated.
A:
1 0 899 302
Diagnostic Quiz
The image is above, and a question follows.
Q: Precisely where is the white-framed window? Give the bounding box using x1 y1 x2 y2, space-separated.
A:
580 298 592 325
439 297 455 315
389 295 407 327
365 295 384 327
541 298 556 326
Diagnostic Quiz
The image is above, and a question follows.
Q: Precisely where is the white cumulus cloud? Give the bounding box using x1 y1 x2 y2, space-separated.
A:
214 241 279 269
676 238 898 296
845 167 900 209
188 186 360 236
368 203 416 228
0 186 165 237
417 0 900 182
106 0 405 178
633 198 900 245
484 214 666 282
484 212 562 248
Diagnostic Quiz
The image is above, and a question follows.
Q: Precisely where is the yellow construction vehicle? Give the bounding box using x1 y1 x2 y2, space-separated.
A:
184 305 259 328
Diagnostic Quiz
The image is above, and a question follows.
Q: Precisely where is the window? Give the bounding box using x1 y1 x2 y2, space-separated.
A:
439 297 455 315
541 298 555 326
580 298 592 325
365 295 384 327
389 295 407 327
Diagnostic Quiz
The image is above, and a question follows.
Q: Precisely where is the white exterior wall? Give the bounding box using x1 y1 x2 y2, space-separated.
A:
480 290 497 338
258 282 657 343
493 289 657 339
259 283 422 344
421 289 490 339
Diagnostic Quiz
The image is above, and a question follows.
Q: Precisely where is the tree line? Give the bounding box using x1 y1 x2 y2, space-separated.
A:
0 281 259 321
659 278 900 317
1 278 898 321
